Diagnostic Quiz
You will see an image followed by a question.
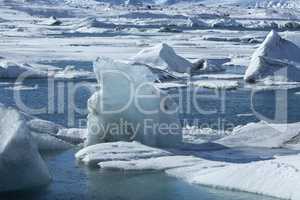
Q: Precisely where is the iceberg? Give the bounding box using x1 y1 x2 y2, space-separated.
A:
131 43 193 73
86 57 182 148
244 30 300 83
0 107 51 192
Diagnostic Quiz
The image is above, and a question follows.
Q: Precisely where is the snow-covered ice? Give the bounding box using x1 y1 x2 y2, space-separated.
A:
218 121 300 148
131 43 193 73
167 154 300 200
191 80 240 90
244 30 300 83
76 141 172 167
191 58 229 74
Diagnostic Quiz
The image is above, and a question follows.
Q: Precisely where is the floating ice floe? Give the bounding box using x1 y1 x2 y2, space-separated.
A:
211 18 243 29
244 30 300 83
246 20 278 30
191 80 239 90
217 121 300 148
0 107 51 192
183 126 232 143
193 74 244 80
186 18 209 28
4 84 39 91
54 66 95 80
0 60 48 79
75 17 116 29
154 82 186 89
86 57 182 148
191 58 229 74
131 43 193 74
56 128 87 145
76 141 172 167
167 154 300 200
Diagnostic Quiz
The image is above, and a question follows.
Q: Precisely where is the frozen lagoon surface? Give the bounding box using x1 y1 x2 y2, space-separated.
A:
1 0 300 199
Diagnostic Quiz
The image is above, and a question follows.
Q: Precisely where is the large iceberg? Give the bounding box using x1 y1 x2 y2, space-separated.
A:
86 57 182 148
131 43 193 74
244 30 300 83
0 107 51 192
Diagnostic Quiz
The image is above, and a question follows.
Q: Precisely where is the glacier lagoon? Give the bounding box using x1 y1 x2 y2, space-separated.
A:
2 149 277 200
1 77 299 199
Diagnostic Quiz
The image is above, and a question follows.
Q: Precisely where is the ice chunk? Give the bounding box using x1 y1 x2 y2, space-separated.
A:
76 141 172 167
54 66 95 80
40 16 62 26
186 18 209 28
247 20 278 30
75 17 115 29
167 155 300 200
99 155 202 171
0 107 51 192
191 58 229 74
86 57 182 148
218 121 300 148
244 30 300 83
191 80 239 90
154 82 186 89
11 115 75 151
131 43 193 73
27 119 63 135
211 18 243 28
56 128 87 145
0 60 48 79
183 126 231 143
31 132 73 151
